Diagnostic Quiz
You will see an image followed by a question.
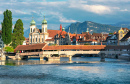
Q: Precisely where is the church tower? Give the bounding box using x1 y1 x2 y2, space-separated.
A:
30 19 36 33
42 16 47 33
41 16 48 42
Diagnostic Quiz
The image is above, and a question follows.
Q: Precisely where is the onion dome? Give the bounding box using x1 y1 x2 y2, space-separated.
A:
42 17 47 24
62 27 65 31
30 19 36 25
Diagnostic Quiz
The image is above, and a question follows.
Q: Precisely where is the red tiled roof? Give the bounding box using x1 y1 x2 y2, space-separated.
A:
47 30 60 37
14 43 47 52
57 31 67 38
122 28 129 31
42 45 106 50
92 33 102 36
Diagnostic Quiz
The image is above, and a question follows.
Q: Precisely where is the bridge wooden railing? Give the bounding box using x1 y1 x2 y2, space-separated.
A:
16 51 129 56
42 51 129 56
17 52 43 56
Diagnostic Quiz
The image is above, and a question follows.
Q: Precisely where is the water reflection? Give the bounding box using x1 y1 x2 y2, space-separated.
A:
65 66 104 74
0 57 130 84
0 57 129 66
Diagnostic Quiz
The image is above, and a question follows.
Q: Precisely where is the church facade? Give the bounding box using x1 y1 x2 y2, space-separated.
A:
29 17 60 45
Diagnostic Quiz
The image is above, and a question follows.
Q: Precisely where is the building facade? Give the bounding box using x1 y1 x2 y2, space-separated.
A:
29 17 60 45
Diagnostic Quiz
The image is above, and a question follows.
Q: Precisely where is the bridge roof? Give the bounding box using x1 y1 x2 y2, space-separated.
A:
42 45 106 50
14 43 47 52
105 45 130 49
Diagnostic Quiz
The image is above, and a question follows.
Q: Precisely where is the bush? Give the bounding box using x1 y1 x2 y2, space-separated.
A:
84 43 90 45
4 46 14 53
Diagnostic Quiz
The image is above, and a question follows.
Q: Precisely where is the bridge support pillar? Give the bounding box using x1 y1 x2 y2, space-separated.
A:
100 53 105 62
0 49 6 60
40 57 43 61
15 54 21 60
39 54 43 61
1 54 6 60
69 55 72 61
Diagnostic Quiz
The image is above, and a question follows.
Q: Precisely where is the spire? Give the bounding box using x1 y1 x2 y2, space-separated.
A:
60 24 62 31
42 15 47 24
30 16 36 25
68 27 70 33
86 28 89 32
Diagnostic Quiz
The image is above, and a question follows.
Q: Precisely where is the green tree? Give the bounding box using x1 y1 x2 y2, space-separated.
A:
4 46 14 53
1 9 12 45
84 43 90 45
12 19 25 49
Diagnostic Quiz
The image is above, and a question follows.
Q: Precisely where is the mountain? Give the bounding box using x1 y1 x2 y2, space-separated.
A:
65 21 121 34
110 21 130 28
24 28 30 38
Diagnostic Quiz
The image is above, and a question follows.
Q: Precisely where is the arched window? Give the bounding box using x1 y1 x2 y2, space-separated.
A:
36 38 37 42
31 28 32 32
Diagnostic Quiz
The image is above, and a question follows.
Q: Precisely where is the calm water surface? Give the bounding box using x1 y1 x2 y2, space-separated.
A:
0 57 130 84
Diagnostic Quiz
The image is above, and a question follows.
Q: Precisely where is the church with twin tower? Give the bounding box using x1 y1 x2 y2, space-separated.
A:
29 17 61 45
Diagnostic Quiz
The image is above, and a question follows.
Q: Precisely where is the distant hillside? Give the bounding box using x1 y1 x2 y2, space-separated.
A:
65 21 120 34
110 21 130 28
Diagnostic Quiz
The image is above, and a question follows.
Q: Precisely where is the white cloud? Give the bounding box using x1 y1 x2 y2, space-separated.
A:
0 24 1 30
13 10 30 15
47 11 77 23
69 3 111 14
83 5 111 14
88 0 130 2
120 9 128 11
59 17 77 23
0 11 3 14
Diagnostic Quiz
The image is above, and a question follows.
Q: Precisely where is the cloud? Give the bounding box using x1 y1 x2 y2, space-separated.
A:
120 9 128 11
88 0 130 2
83 5 111 14
69 4 111 14
0 0 130 32
47 11 77 23
60 19 77 23
0 24 1 30
0 11 3 14
13 10 30 15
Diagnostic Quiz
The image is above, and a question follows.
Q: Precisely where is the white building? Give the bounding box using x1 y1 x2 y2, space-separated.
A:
29 17 61 45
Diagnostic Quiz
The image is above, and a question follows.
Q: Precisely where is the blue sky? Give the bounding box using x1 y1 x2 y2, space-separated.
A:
0 0 130 31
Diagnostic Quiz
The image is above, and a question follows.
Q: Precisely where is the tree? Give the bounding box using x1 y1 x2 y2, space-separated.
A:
12 19 25 49
84 43 90 45
4 46 14 53
1 9 12 45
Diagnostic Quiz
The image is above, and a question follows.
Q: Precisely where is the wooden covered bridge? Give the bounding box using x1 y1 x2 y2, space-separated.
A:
12 43 130 61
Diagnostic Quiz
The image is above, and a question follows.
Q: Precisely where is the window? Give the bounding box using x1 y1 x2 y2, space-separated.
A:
39 38 40 42
42 28 44 32
45 28 47 32
36 38 37 42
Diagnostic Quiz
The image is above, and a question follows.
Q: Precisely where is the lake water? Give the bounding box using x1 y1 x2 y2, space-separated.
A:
0 57 130 84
